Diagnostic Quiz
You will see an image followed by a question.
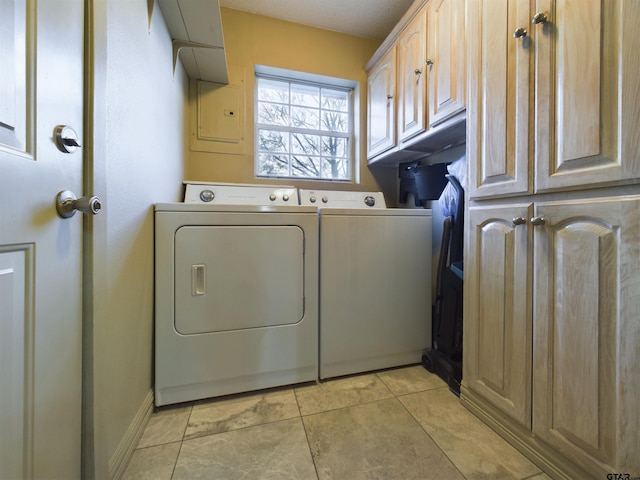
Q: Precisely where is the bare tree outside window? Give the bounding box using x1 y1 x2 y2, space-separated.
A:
256 76 352 180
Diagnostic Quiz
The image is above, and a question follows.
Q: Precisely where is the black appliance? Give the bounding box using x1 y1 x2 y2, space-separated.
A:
422 174 464 395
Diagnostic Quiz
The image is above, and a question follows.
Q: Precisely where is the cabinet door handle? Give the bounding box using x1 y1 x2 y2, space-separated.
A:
386 94 393 100
425 59 434 66
512 217 527 226
530 216 546 226
414 68 422 76
513 27 528 39
532 12 549 25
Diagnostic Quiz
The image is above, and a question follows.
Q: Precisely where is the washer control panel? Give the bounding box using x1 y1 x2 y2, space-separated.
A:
299 189 386 209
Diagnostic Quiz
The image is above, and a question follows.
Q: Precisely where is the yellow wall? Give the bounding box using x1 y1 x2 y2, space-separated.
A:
187 7 392 192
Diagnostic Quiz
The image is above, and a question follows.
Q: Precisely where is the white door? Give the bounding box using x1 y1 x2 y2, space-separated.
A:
0 0 85 478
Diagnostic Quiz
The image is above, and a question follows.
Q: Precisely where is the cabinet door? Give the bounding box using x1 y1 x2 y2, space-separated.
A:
467 0 531 199
367 46 396 159
535 0 640 192
397 9 427 143
533 197 640 474
427 0 466 128
464 204 533 428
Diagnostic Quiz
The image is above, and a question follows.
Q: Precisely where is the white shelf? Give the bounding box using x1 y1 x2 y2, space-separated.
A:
156 0 229 84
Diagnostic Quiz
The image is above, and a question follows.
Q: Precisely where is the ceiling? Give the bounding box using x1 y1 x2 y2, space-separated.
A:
219 0 415 40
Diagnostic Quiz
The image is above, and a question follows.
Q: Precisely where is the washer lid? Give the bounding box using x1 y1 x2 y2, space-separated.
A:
184 182 298 205
298 189 386 209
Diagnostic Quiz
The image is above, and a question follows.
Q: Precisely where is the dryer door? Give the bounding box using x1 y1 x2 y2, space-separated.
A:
174 225 305 334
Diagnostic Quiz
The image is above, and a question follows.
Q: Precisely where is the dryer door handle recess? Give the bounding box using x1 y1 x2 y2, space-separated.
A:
191 264 206 296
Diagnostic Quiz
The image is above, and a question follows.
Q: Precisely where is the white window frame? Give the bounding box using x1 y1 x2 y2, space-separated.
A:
254 66 358 182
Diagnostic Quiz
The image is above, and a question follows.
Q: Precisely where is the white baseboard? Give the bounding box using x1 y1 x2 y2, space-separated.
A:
108 389 154 480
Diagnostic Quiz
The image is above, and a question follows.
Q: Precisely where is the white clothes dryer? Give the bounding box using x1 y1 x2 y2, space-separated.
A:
299 189 432 380
154 183 318 406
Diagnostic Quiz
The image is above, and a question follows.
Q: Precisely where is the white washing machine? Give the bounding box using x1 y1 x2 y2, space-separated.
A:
299 189 432 379
154 183 318 406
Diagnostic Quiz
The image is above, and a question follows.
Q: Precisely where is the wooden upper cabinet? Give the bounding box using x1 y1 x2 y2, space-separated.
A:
367 46 396 159
467 0 531 199
427 0 466 128
469 0 640 199
534 0 640 192
397 9 427 143
365 0 467 164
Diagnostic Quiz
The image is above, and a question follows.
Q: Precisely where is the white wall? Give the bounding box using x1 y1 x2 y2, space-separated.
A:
89 1 187 476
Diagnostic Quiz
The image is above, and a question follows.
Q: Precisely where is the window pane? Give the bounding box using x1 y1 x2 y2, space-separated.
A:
291 155 320 178
258 153 290 176
258 129 289 153
322 136 348 158
258 78 289 103
321 111 348 132
258 102 289 126
291 133 320 155
255 73 353 181
291 84 319 108
291 106 320 129
322 89 349 112
322 157 349 179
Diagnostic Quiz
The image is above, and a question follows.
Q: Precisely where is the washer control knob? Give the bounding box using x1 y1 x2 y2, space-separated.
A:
269 194 277 201
309 196 316 203
322 196 329 203
364 195 376 207
200 190 215 202
283 194 289 202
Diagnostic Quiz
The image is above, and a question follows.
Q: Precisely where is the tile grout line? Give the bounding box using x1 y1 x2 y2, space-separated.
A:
169 403 194 480
391 381 470 480
293 387 322 480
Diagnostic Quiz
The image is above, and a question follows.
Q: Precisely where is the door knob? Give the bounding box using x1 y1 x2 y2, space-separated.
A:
530 216 546 226
512 216 527 226
56 190 102 218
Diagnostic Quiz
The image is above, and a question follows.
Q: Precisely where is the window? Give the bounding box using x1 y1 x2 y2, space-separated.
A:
255 70 354 181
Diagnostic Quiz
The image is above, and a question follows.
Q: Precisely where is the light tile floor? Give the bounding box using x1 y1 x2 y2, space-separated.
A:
123 365 552 480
